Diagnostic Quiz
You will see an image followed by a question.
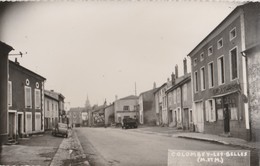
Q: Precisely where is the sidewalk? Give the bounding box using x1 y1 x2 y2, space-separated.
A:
50 129 89 166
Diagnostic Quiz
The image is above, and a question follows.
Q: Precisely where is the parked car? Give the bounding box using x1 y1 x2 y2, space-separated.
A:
52 123 68 138
122 117 138 129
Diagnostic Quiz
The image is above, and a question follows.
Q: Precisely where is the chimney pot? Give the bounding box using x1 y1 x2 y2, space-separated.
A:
175 65 178 78
183 58 187 75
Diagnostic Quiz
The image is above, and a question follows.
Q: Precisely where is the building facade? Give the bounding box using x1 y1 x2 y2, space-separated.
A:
154 83 167 126
187 3 260 140
104 103 115 126
114 95 138 124
244 44 260 141
8 59 46 140
166 61 192 130
68 107 85 127
44 90 59 130
138 88 157 125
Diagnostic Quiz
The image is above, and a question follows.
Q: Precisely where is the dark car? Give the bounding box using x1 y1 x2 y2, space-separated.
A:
52 123 68 138
122 117 138 129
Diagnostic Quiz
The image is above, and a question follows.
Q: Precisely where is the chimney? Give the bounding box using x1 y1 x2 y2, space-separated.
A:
175 65 178 78
115 95 118 101
171 72 175 85
15 58 20 65
51 90 54 92
183 58 187 75
153 82 156 89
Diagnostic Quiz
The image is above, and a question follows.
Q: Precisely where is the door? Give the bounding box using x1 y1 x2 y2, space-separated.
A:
183 108 189 130
8 112 15 139
223 104 230 133
169 110 173 124
18 114 22 137
196 102 204 132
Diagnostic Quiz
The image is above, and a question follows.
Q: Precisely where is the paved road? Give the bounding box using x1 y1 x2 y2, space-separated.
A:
76 127 244 166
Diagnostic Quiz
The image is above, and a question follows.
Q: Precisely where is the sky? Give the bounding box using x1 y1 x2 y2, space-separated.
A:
0 1 243 108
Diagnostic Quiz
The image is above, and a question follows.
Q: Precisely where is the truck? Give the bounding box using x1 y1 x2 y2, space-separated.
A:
122 117 138 129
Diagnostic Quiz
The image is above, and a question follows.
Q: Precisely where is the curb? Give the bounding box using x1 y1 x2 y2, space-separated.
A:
177 136 257 150
50 129 89 166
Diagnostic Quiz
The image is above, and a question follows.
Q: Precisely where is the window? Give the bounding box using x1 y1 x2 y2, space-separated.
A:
173 90 176 104
217 38 223 49
47 100 50 111
206 99 216 122
208 46 213 56
177 88 181 103
35 112 41 131
194 71 199 92
200 52 204 61
177 108 181 122
123 106 129 111
193 58 197 66
8 81 12 107
183 84 187 102
208 62 214 88
35 89 41 109
200 67 205 90
230 27 236 41
230 47 238 80
218 56 225 85
25 86 32 108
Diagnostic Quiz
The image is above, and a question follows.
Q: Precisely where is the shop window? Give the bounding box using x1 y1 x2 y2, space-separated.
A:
216 98 223 120
206 99 216 122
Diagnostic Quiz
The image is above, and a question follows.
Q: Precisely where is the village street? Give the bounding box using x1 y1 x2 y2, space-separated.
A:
76 127 258 166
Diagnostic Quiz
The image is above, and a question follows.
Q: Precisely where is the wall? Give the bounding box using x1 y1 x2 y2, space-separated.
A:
247 46 260 141
9 61 45 134
114 98 138 123
105 104 114 126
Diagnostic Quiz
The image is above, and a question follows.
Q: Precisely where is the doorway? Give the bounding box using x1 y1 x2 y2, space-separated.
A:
223 104 230 133
8 112 16 140
183 108 189 130
17 113 23 138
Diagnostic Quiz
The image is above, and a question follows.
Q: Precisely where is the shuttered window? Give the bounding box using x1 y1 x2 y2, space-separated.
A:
25 86 32 108
35 89 41 109
8 81 12 107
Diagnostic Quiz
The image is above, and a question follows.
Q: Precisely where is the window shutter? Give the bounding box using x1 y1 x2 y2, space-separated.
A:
205 101 209 122
212 100 216 121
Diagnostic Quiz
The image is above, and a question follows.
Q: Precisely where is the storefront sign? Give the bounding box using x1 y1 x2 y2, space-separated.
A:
212 82 241 96
168 150 250 166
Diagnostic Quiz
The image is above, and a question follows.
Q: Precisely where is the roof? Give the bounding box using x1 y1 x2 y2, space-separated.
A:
139 88 158 96
118 95 138 100
187 3 247 57
153 83 167 94
0 41 14 55
166 73 191 93
9 60 46 81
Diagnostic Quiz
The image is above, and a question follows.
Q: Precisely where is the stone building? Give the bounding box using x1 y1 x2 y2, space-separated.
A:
187 2 260 140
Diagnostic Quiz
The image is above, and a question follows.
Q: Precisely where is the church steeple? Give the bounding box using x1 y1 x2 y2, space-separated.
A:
85 95 91 110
